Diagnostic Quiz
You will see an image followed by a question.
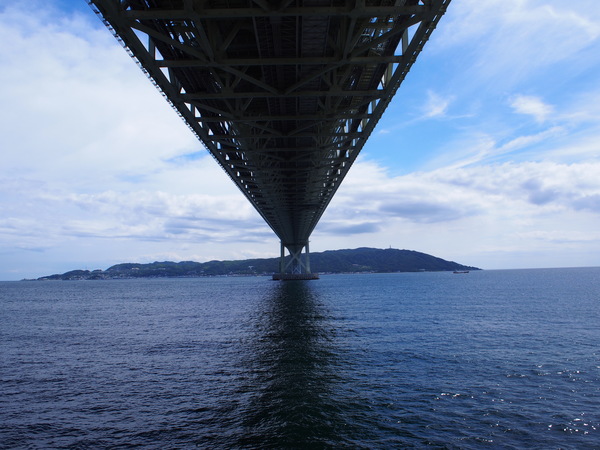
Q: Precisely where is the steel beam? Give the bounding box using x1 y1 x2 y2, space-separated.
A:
88 0 451 276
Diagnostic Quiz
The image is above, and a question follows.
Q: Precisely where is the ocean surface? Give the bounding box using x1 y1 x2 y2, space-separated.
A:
1 268 599 449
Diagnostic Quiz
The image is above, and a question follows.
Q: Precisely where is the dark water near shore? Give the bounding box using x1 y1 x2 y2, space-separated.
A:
1 268 599 448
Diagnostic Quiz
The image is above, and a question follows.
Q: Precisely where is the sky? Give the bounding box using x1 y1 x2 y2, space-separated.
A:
1 0 600 280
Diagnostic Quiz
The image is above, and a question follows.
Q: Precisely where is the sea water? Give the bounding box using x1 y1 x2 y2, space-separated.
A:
1 268 599 448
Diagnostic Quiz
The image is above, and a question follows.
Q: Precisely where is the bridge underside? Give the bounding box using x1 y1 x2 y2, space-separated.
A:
89 0 449 276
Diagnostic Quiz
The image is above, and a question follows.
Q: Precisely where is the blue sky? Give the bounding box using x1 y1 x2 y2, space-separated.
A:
1 0 600 280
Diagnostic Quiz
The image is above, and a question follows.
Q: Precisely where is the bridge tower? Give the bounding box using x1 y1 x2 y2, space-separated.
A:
88 0 450 280
273 241 317 280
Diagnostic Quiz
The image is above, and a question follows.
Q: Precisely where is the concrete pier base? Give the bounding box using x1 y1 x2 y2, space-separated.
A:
272 272 320 281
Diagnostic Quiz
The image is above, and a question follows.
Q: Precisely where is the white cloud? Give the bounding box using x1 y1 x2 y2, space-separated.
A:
423 90 452 118
498 127 564 154
510 95 554 123
314 159 600 269
435 0 600 88
0 3 200 191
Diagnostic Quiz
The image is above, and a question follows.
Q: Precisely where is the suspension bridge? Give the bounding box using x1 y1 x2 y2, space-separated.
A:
89 0 450 279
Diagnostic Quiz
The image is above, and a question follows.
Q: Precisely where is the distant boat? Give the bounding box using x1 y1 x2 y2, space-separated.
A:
453 270 469 274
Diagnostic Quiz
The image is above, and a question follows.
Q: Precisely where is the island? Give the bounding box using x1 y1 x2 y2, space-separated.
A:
36 248 480 280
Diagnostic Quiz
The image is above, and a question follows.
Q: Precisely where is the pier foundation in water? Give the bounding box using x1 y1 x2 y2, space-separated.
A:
273 241 319 280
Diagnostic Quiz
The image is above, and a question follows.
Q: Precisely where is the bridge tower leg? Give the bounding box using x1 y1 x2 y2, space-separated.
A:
273 241 319 280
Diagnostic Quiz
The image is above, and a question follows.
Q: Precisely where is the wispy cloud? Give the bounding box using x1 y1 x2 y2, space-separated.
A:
436 0 600 88
423 90 452 118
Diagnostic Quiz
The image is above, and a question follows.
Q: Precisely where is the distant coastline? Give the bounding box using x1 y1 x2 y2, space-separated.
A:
33 248 479 280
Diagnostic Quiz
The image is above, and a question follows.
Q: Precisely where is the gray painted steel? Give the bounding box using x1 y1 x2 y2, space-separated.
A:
89 0 450 273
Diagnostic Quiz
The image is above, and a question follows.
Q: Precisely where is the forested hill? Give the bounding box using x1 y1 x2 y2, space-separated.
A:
37 248 479 280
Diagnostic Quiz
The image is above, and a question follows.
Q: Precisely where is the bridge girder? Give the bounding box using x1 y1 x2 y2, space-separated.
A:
89 0 450 272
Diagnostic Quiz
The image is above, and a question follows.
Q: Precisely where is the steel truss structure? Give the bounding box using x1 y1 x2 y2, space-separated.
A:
89 0 450 276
